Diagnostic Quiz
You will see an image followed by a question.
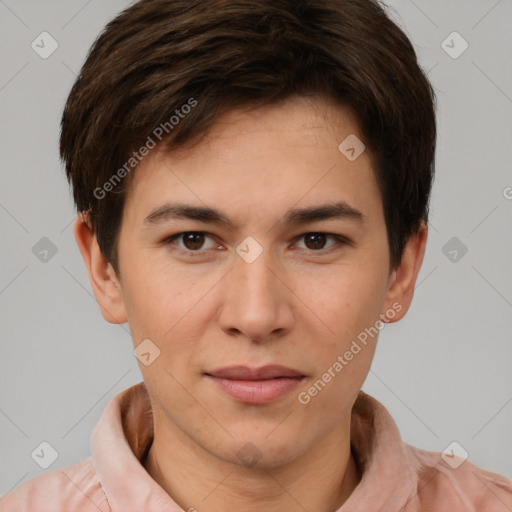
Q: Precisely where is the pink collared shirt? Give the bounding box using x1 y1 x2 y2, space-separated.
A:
2 382 511 511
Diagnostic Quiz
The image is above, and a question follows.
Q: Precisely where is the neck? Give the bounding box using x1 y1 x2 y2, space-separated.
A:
143 415 361 512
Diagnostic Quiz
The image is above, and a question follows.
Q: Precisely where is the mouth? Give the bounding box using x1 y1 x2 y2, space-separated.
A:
204 365 305 404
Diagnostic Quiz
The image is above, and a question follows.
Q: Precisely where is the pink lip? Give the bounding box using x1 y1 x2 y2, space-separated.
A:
205 365 305 404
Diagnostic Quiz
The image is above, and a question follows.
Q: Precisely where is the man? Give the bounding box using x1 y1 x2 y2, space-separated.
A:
2 0 511 510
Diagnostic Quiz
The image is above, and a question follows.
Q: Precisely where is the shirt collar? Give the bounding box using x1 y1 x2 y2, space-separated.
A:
91 381 418 511
92 382 184 511
341 390 419 511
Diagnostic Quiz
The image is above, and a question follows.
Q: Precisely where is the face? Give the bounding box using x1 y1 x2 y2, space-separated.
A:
88 95 418 468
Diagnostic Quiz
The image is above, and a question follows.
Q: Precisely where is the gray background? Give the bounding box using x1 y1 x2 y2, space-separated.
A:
1 0 511 497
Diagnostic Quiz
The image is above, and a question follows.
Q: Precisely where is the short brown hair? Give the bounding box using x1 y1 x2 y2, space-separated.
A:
60 0 437 275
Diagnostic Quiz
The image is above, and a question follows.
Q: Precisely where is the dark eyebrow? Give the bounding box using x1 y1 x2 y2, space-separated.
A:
283 201 365 225
142 201 365 229
143 203 236 229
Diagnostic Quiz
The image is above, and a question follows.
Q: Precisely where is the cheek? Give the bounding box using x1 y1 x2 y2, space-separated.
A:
298 275 383 416
124 269 211 370
121 275 161 331
121 256 190 335
304 265 387 342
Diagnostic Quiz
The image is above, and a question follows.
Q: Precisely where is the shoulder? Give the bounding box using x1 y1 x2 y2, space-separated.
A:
405 443 512 512
0 457 110 512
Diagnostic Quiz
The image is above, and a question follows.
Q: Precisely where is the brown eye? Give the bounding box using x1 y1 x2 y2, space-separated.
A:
293 232 349 254
303 233 329 250
181 232 206 250
164 231 217 255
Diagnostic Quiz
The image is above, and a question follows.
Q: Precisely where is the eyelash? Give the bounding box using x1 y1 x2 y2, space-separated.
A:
162 231 351 258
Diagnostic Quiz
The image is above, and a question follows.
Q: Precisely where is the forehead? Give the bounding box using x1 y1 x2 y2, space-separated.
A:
121 95 382 229
176 95 365 157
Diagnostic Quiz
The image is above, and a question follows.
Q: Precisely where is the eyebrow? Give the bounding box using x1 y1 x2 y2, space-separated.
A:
142 201 365 229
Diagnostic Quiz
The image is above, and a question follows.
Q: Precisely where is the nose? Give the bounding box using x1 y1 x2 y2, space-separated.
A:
217 244 294 344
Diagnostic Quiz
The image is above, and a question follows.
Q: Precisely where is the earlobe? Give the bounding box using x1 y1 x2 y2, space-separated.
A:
73 213 128 325
382 221 428 323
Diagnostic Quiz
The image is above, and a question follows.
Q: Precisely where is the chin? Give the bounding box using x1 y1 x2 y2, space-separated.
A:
215 434 308 470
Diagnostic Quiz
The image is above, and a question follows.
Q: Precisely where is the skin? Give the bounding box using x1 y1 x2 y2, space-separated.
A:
74 94 427 512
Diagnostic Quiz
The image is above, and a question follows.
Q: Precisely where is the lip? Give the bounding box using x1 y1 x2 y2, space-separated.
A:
206 365 304 380
205 365 305 404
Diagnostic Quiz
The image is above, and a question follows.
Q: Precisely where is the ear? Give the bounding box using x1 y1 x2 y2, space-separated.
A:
73 212 127 324
381 221 428 323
